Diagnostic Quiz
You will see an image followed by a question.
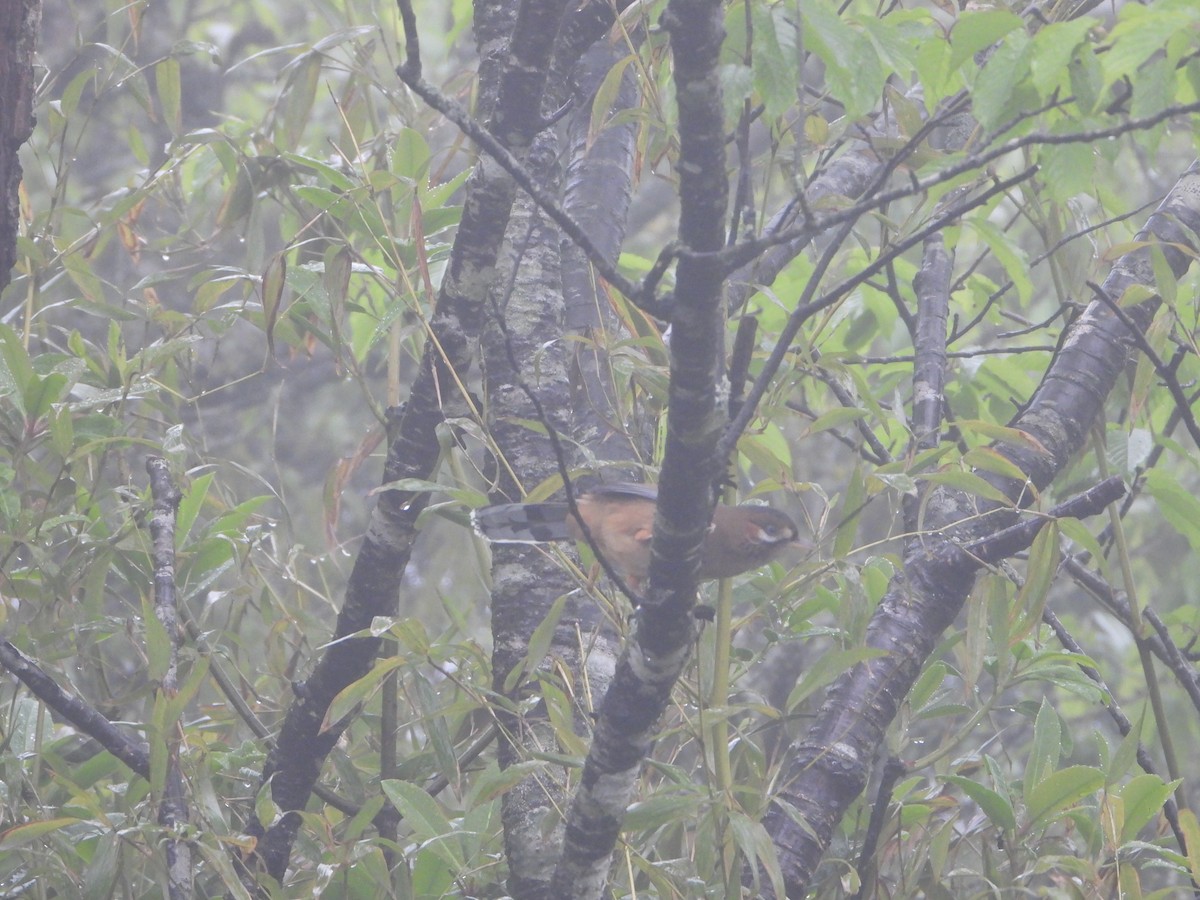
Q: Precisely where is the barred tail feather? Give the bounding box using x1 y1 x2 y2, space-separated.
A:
471 503 572 543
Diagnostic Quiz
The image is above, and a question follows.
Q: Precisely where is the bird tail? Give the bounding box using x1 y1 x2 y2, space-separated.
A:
471 502 572 543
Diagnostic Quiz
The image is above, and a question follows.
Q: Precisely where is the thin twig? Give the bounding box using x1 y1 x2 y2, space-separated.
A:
1087 280 1200 448
717 167 1038 463
711 101 1200 280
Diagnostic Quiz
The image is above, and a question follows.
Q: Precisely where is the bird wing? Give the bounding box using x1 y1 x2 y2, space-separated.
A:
584 482 659 502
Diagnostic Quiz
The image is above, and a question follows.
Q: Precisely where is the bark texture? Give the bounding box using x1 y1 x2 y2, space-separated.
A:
244 0 573 882
550 1 730 895
484 9 635 899
0 0 40 292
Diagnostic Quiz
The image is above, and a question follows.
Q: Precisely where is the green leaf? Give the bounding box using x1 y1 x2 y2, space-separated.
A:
1129 54 1173 128
82 831 121 900
156 58 182 134
1028 20 1093 99
175 471 212 549
1103 5 1197 89
278 52 322 150
1058 518 1104 574
1039 140 1095 201
472 760 548 804
751 5 799 119
1179 809 1200 884
162 657 211 726
729 810 787 900
1011 521 1059 642
62 249 107 305
1106 706 1145 785
801 2 884 119
283 152 356 191
505 592 569 692
323 656 405 732
739 420 793 477
921 469 1011 504
1150 244 1178 308
1023 697 1061 798
858 12 924 85
21 372 68 423
941 775 1016 831
971 32 1032 132
623 792 703 831
141 593 171 683
948 10 1023 73
834 463 867 558
413 673 459 778
962 447 1033 485
719 64 754 124
261 252 287 358
49 405 75 456
7 696 38 762
1025 766 1103 828
907 657 945 715
381 779 464 869
207 494 270 537
785 647 886 709
964 219 1033 305
588 54 635 146
1144 469 1200 553
148 694 169 794
392 127 431 181
915 37 952 107
0 324 33 408
254 781 280 829
323 244 352 310
423 166 472 210
1069 45 1104 114
0 818 87 848
808 406 869 434
1119 774 1179 843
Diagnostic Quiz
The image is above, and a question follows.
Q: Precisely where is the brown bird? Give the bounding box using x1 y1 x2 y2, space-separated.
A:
472 483 803 591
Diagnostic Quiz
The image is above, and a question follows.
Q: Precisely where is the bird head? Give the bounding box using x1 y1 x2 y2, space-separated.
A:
740 506 804 553
699 505 808 581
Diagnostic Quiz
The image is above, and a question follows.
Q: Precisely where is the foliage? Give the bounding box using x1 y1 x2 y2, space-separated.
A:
1 0 1200 896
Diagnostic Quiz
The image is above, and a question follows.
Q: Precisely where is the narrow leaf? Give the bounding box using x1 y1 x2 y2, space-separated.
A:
1025 766 1104 828
941 775 1017 831
262 252 287 358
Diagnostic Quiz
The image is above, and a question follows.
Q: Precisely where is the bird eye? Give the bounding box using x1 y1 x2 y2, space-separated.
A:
755 523 790 543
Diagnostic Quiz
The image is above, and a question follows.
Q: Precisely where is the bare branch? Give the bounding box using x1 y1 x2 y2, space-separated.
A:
146 457 191 900
910 233 952 454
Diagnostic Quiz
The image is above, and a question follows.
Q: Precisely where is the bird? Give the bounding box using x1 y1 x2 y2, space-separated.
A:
472 483 803 591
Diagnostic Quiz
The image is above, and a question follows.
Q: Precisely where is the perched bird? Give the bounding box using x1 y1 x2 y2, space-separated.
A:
472 483 803 590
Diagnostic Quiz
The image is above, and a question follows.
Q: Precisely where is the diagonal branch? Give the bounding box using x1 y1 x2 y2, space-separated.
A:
0 639 150 776
761 160 1200 896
